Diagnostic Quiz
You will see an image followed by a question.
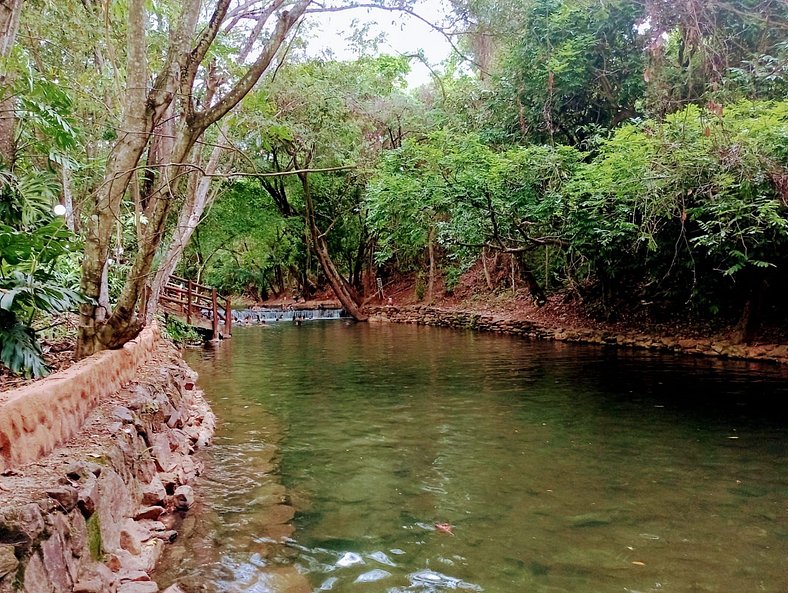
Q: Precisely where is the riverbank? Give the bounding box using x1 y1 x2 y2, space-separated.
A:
367 303 788 365
0 334 214 592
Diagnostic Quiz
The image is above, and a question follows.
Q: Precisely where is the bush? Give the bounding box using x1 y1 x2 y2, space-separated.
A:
0 221 85 377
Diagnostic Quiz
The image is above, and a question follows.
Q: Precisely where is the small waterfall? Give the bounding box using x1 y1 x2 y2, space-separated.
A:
232 307 345 324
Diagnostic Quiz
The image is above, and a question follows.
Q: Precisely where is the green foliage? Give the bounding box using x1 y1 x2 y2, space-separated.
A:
644 0 788 112
368 131 580 276
0 168 61 231
370 97 787 318
0 221 85 377
563 99 788 314
487 0 646 145
161 315 202 346
183 180 302 299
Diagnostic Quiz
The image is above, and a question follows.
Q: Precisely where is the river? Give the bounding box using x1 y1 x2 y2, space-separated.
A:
156 322 787 593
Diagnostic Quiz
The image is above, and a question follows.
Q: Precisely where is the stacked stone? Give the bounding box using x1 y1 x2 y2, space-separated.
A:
367 305 788 364
0 347 214 593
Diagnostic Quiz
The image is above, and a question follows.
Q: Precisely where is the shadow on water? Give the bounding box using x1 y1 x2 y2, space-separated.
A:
155 323 788 593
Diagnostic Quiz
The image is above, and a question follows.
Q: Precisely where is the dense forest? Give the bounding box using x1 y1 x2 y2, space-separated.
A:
1 0 787 377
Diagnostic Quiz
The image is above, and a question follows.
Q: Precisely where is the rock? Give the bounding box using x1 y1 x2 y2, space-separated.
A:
0 503 46 549
172 486 194 511
96 470 133 553
74 578 105 593
166 411 182 429
133 520 166 535
112 407 135 423
134 506 165 521
78 476 99 517
117 569 150 582
157 473 177 493
118 582 158 593
151 434 177 473
150 530 177 543
107 554 123 572
115 539 163 574
162 585 187 593
40 530 74 592
64 462 102 481
158 513 177 530
47 486 79 512
69 510 88 559
75 561 118 593
141 476 167 506
22 553 49 593
120 526 143 556
180 456 197 480
0 544 18 579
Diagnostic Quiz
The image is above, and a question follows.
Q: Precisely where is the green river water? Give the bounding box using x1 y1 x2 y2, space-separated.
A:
156 322 787 593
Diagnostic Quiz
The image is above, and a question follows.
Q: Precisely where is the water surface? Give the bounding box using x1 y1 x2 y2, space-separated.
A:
157 323 787 593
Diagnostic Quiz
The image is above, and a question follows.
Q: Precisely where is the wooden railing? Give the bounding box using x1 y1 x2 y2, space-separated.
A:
159 275 232 340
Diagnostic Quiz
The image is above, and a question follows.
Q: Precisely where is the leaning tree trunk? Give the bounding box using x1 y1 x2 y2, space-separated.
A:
76 0 164 358
144 124 226 323
514 253 547 306
300 172 367 321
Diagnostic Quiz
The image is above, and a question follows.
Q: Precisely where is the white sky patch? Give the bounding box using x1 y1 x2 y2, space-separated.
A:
636 18 651 35
302 0 454 87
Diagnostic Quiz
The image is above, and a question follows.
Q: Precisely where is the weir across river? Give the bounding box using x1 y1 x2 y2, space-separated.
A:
233 306 346 324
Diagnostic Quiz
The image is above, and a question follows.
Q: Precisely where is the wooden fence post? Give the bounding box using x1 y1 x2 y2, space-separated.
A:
186 280 193 325
224 297 232 338
211 288 219 341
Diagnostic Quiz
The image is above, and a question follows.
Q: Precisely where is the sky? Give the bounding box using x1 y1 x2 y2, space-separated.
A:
302 0 455 87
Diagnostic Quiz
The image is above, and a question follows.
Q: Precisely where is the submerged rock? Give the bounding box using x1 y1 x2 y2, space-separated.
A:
336 552 364 567
354 569 391 583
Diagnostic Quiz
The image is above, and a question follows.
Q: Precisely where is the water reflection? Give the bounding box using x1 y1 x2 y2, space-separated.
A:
156 323 788 593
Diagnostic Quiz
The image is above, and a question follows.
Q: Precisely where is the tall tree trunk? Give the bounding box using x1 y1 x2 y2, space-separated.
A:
300 172 367 320
76 0 157 358
144 123 226 323
59 162 77 232
0 0 23 167
427 225 436 302
481 247 493 290
515 253 547 306
733 276 768 345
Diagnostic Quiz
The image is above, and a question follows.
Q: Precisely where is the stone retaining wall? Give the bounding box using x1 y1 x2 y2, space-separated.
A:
368 305 788 364
0 328 160 471
0 341 215 593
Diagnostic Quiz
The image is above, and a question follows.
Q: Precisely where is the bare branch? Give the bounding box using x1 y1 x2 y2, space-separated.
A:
194 0 311 131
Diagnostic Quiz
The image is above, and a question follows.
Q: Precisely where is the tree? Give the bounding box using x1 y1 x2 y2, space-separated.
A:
75 0 311 357
228 56 417 317
449 0 646 146
0 0 23 165
644 0 788 113
368 131 580 304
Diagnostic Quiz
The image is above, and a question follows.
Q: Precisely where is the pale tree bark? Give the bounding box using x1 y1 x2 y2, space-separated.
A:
76 0 202 357
143 0 283 323
58 162 76 232
77 0 311 356
300 171 368 321
144 126 227 323
0 0 23 166
481 246 493 290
